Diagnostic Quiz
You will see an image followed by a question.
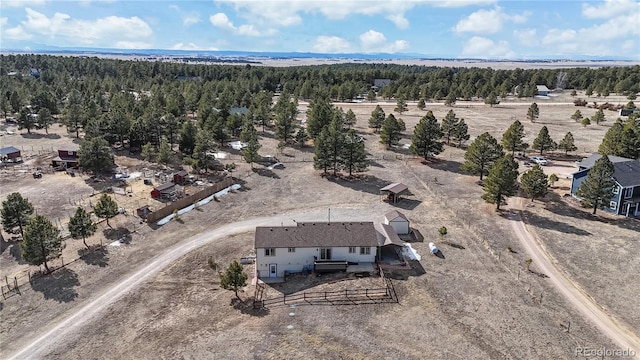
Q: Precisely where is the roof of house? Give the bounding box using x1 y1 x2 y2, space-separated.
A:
374 79 392 88
230 107 249 115
0 146 21 155
384 210 408 222
174 170 188 177
613 160 640 187
536 85 550 92
154 182 176 192
255 222 378 249
375 223 405 247
578 154 633 169
380 182 408 194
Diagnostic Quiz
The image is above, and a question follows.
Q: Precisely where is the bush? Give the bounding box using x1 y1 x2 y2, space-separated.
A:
573 98 587 107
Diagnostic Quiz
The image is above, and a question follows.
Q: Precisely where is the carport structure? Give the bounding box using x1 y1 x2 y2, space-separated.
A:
380 182 408 204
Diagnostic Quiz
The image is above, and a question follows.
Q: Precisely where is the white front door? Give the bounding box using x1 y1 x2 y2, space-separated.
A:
269 264 277 278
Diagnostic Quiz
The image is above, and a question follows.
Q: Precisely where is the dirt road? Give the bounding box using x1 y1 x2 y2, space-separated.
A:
511 199 640 358
7 205 383 360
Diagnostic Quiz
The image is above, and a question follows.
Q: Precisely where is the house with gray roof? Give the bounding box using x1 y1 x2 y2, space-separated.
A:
255 222 378 279
571 154 640 217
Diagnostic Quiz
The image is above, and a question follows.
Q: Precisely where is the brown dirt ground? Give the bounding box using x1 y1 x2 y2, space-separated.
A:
1 91 635 359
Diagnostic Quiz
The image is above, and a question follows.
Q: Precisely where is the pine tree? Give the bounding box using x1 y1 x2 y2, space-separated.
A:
581 117 591 127
21 215 64 272
242 138 261 168
367 89 377 102
179 120 197 155
441 110 460 145
314 126 331 175
306 97 333 138
618 126 639 159
344 109 357 129
94 193 119 228
326 118 346 176
571 110 582 122
576 156 615 214
394 96 408 114
141 142 156 162
17 107 36 134
157 139 171 164
380 114 402 148
532 126 557 155
527 103 539 122
1 192 34 238
592 109 606 125
461 133 504 180
79 137 113 173
38 108 54 134
557 132 577 155
220 260 248 300
342 129 368 176
445 91 457 106
368 105 385 133
484 93 500 107
598 120 624 156
452 119 470 147
274 96 297 144
417 98 426 110
68 207 97 249
521 164 549 202
295 127 309 147
481 156 519 210
409 111 444 160
502 120 526 156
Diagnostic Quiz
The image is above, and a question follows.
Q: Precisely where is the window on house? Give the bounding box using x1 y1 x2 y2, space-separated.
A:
265 248 275 256
610 201 617 210
612 187 619 194
348 247 356 253
288 247 295 253
360 247 371 255
320 248 332 260
623 188 633 199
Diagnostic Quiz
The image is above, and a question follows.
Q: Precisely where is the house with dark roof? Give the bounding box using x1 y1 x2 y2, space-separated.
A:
372 79 392 91
51 148 79 168
254 222 378 279
571 154 640 217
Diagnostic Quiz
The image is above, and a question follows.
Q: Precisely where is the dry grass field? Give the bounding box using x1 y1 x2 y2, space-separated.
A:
1 90 638 359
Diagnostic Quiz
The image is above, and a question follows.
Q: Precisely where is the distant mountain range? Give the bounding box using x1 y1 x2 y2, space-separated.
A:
2 43 638 62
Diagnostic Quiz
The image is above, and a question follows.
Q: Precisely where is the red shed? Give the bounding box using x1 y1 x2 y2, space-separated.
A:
0 146 22 163
151 182 176 199
173 170 189 185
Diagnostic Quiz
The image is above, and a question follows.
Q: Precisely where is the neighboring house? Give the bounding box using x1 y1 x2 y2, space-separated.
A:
619 108 639 117
30 68 41 78
536 85 550 96
151 182 176 199
0 146 22 163
229 107 249 116
372 79 392 91
255 222 378 278
571 154 640 217
52 148 79 168
383 210 410 235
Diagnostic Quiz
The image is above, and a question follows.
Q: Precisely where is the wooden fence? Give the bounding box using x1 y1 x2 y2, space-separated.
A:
145 177 233 224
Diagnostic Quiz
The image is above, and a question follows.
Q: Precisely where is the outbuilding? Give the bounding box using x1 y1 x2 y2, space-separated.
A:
0 146 22 163
173 170 189 185
151 182 176 199
384 210 410 235
536 85 550 96
380 182 408 204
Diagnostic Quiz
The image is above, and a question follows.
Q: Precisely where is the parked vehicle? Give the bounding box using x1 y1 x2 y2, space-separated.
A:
530 156 548 166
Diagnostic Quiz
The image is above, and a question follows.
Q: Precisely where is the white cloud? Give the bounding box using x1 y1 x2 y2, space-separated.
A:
171 42 219 51
359 30 409 53
182 12 201 26
582 0 639 19
210 12 275 36
1 0 45 8
0 17 7 26
313 36 351 53
114 41 152 49
215 0 493 30
513 28 539 47
8 8 153 47
454 6 530 34
462 36 515 58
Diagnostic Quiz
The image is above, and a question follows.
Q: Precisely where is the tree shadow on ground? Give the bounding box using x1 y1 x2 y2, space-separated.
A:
270 272 360 295
103 227 131 241
434 249 446 259
399 228 424 243
30 268 80 303
368 160 385 168
20 132 61 139
231 297 270 317
231 176 251 191
384 260 426 280
78 246 109 267
9 243 28 264
325 173 389 195
428 158 467 176
1 235 20 255
521 210 591 236
544 193 640 232
443 241 466 250
252 167 280 179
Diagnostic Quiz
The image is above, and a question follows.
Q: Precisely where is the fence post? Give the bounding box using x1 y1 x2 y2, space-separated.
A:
345 289 348 299
14 277 19 294
283 294 286 305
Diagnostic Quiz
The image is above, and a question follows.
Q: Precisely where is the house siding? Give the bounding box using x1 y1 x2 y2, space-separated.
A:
387 219 409 235
256 246 377 278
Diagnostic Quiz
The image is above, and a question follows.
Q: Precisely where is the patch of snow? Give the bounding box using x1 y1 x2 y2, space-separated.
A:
534 95 550 100
403 243 421 261
109 240 123 247
227 141 247 150
129 172 142 179
401 143 410 149
209 151 228 159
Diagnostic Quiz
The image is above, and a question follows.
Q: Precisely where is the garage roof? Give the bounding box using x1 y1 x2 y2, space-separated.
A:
380 182 408 194
255 222 378 249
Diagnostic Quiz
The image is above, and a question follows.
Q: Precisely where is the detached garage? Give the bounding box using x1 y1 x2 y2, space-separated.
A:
151 182 176 199
384 210 410 235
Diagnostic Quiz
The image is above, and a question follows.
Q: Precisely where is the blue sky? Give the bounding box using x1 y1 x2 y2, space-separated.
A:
1 0 639 59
